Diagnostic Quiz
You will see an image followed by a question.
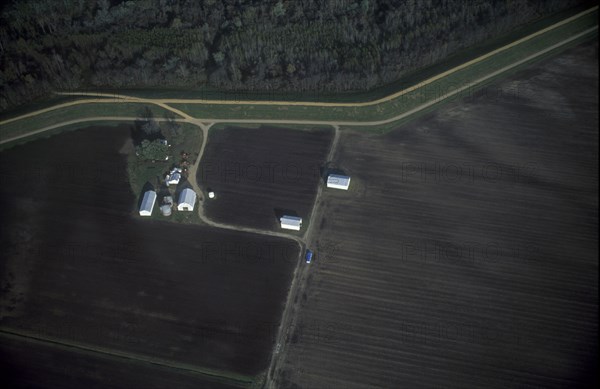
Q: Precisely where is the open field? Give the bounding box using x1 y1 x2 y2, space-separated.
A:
0 333 241 389
274 41 598 388
197 125 333 232
0 125 299 386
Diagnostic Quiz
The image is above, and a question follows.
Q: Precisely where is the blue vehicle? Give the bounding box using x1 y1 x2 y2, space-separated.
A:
305 249 313 264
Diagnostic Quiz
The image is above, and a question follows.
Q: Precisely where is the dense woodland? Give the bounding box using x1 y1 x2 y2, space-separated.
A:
0 0 588 112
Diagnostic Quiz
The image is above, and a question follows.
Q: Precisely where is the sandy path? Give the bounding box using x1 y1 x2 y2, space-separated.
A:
2 24 596 147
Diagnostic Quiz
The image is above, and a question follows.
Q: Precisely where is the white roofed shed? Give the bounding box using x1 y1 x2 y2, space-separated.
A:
327 174 351 190
280 215 302 231
177 188 197 211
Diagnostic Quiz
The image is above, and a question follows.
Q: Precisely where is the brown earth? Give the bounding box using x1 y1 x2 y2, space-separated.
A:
197 126 334 233
274 41 598 389
0 125 298 385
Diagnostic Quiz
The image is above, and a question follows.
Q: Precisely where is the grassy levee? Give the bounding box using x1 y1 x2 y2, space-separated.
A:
0 95 112 122
343 26 599 134
0 329 253 388
169 7 597 122
0 102 179 142
82 3 595 104
0 6 596 144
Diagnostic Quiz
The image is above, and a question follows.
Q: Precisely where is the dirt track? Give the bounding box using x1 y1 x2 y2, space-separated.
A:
1 16 596 147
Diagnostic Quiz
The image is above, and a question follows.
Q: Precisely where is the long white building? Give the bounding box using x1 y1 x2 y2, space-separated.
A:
280 215 302 231
327 174 351 190
139 190 157 216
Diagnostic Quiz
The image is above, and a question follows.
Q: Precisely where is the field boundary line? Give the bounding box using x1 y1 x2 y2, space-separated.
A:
0 328 253 387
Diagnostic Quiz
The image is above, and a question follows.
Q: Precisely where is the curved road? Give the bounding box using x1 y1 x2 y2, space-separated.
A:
1 23 596 147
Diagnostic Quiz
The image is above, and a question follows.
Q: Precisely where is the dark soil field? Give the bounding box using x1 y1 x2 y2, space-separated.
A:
0 125 299 386
0 334 240 389
197 126 334 232
276 41 598 388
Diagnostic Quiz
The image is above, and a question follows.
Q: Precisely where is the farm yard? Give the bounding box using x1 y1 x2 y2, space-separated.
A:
197 125 334 232
274 41 598 388
0 126 299 387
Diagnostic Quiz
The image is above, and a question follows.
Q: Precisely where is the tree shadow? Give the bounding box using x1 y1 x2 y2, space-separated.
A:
137 181 155 209
174 177 194 201
274 207 299 221
320 165 347 184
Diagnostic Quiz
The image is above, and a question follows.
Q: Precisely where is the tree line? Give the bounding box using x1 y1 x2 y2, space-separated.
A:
0 0 588 112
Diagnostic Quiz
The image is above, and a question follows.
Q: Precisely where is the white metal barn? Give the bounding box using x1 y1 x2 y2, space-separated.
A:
327 174 351 190
280 215 302 231
139 190 157 216
177 188 197 211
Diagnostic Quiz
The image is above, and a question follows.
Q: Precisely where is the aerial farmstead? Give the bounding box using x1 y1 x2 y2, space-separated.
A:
139 190 157 216
327 174 351 190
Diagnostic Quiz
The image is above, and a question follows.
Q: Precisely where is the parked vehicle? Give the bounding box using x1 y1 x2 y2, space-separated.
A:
305 249 313 264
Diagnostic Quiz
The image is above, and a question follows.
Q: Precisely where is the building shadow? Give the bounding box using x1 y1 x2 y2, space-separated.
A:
137 181 155 209
274 207 299 221
320 166 347 184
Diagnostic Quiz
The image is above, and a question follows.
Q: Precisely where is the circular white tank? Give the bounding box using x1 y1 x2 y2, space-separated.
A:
160 204 172 216
208 191 215 199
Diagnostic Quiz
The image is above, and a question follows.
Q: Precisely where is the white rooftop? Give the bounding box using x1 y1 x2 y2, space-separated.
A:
177 188 197 211
139 190 157 216
327 174 351 190
280 215 302 230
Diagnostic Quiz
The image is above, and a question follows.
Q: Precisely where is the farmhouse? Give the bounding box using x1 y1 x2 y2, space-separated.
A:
165 167 182 186
327 174 351 190
139 190 157 216
280 215 302 231
177 188 197 211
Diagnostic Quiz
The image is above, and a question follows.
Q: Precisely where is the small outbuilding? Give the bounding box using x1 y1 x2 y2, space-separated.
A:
177 188 197 211
139 190 157 216
327 174 351 190
280 215 302 231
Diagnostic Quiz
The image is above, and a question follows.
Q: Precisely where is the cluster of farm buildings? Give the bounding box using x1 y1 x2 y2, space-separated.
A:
139 167 351 231
278 174 351 231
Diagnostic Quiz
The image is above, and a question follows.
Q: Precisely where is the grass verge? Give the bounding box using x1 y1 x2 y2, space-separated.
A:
169 8 597 122
0 102 181 142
